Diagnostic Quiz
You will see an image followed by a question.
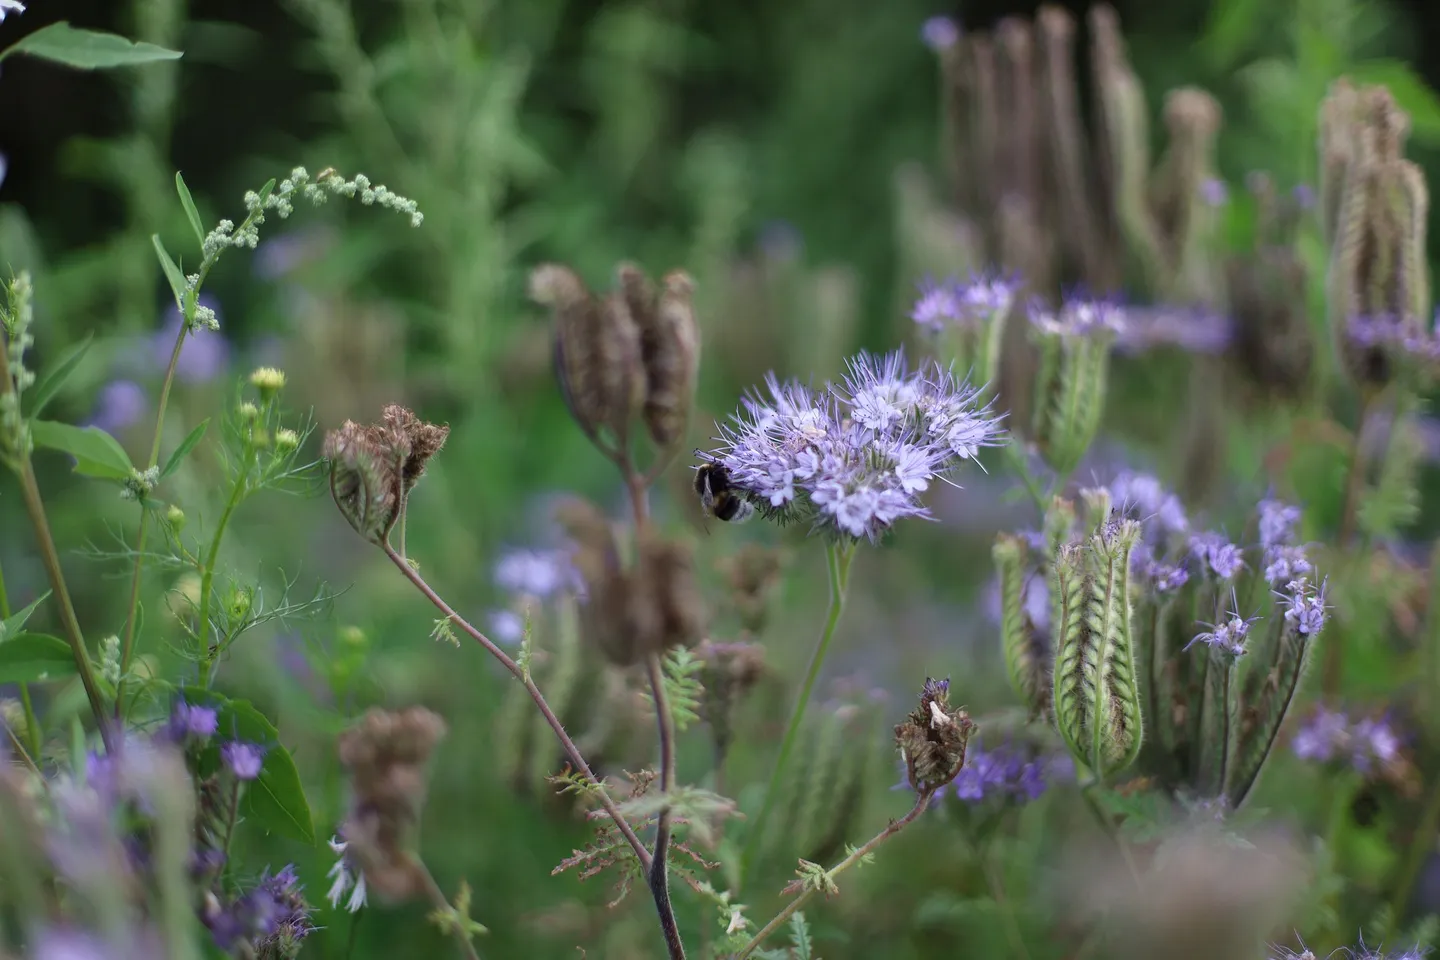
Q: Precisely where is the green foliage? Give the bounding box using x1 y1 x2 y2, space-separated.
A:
0 22 182 70
29 419 134 480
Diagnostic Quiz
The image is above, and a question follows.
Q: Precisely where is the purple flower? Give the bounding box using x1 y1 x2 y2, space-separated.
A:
705 349 1004 542
493 547 583 600
1351 716 1401 774
488 609 525 645
921 15 960 51
1200 178 1229 206
1292 183 1317 209
221 741 265 780
952 740 1060 805
164 701 218 744
911 277 961 333
1257 498 1302 548
911 272 1020 335
1111 305 1234 356
1263 544 1312 584
1108 470 1189 536
1189 532 1245 579
1185 605 1257 657
254 225 335 280
87 380 147 434
152 295 229 383
1292 706 1348 763
204 863 314 952
1279 577 1327 636
1028 293 1126 338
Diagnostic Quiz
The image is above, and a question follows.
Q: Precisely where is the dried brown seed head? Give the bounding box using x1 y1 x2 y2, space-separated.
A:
381 404 450 494
323 419 406 544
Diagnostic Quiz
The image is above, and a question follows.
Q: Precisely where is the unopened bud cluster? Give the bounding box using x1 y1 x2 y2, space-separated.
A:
530 261 700 457
323 404 450 546
556 497 703 667
0 273 35 464
996 473 1329 804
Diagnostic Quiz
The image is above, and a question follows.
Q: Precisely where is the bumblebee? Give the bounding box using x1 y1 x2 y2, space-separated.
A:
693 453 755 523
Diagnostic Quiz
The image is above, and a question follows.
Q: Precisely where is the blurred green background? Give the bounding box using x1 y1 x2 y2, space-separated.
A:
5 0 1440 956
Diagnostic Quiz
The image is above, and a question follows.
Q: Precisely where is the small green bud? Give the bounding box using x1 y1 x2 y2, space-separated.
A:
339 625 367 649
226 584 254 621
237 401 260 421
1029 300 1116 476
166 504 186 530
99 635 121 686
274 427 300 453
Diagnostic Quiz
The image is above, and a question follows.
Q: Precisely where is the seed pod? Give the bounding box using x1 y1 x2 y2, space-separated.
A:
628 266 700 449
323 418 408 545
631 529 704 657
1032 321 1112 477
995 533 1052 720
895 677 976 793
380 404 450 497
531 263 645 448
718 543 787 633
1149 88 1223 302
1052 519 1144 778
555 498 636 667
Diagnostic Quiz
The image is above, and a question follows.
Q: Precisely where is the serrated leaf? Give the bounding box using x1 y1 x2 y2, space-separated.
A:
0 590 50 642
27 334 93 418
151 234 186 310
180 687 315 844
30 420 134 480
3 22 183 70
160 419 209 479
0 634 80 683
175 172 205 248
1349 59 1440 146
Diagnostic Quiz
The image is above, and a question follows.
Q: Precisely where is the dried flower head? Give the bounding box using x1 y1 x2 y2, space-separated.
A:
894 677 976 793
531 263 646 450
718 543 787 632
336 706 448 903
323 406 448 545
621 264 701 449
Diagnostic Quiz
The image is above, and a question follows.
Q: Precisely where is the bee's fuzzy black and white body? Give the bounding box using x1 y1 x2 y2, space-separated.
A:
693 454 755 523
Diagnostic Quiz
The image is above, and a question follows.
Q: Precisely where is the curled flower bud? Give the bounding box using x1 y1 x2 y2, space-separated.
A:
994 533 1052 720
1051 516 1144 778
622 264 701 449
531 263 645 450
336 707 447 903
894 677 976 793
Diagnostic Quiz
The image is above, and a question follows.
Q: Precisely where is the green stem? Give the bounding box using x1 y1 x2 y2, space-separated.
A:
1080 781 1140 884
115 327 187 721
194 472 247 688
741 540 857 882
1004 442 1049 513
0 562 42 761
736 788 934 959
14 457 113 750
1326 390 1382 696
982 848 1032 960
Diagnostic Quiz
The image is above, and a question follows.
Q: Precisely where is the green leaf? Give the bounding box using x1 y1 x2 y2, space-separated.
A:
0 634 79 683
3 22 182 70
1349 59 1440 146
151 234 187 310
179 688 315 844
1200 0 1265 69
175 172 206 248
27 334 93 418
0 590 51 642
30 420 134 481
160 419 209 479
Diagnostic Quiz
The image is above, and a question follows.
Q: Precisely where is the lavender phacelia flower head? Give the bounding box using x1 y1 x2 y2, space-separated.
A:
1189 531 1246 580
1107 470 1189 537
1271 936 1431 960
951 739 1069 805
493 546 584 601
911 273 1021 334
1027 292 1126 338
1185 603 1258 658
1200 177 1229 206
163 700 218 745
702 348 1005 542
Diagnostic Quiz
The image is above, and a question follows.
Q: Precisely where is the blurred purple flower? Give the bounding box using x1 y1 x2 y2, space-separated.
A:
1279 577 1327 636
494 547 583 601
87 380 147 434
488 609 525 645
152 295 229 383
952 739 1062 805
162 701 218 745
1200 178 1229 206
1028 293 1126 337
1108 470 1189 537
1189 531 1245 579
1292 704 1398 775
253 225 335 280
1111 305 1234 355
221 741 265 780
1292 706 1348 763
921 15 960 51
1292 183 1317 209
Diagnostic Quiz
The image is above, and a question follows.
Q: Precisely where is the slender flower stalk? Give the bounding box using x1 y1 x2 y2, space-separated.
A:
742 539 857 881
0 329 113 750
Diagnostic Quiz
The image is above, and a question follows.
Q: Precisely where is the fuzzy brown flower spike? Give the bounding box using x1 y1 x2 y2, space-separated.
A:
894 677 976 793
336 706 448 903
323 406 449 546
